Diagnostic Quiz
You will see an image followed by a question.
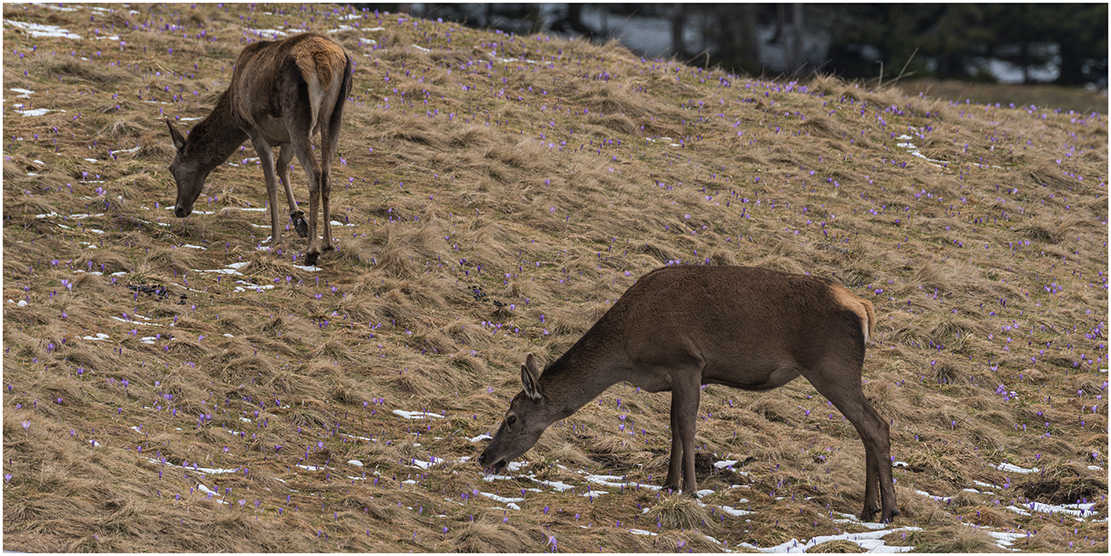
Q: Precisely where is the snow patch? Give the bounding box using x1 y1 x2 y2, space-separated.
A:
5 19 82 39
393 409 444 420
745 526 922 553
995 462 1039 474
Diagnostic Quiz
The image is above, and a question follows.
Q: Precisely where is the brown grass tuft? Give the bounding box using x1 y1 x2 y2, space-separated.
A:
645 493 712 531
905 525 1003 553
807 539 866 553
438 516 539 553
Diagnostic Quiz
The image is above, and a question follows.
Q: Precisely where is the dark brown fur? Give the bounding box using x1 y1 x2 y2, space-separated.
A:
478 265 899 522
166 33 353 265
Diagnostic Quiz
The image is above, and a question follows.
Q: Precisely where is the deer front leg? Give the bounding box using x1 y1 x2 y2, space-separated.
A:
664 398 683 492
665 374 702 495
249 135 284 250
275 145 307 238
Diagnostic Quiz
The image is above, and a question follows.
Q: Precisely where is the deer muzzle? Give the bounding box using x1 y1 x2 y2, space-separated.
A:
476 449 508 475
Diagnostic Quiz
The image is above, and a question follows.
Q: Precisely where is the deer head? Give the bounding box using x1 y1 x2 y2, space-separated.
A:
478 354 559 474
166 120 211 218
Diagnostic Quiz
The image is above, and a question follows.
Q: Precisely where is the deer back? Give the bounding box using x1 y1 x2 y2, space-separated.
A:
224 33 348 139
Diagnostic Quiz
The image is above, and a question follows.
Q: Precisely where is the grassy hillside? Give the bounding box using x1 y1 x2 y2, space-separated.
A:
3 3 1107 552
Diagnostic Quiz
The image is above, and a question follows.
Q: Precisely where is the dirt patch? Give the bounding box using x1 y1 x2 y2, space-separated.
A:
1016 477 1106 505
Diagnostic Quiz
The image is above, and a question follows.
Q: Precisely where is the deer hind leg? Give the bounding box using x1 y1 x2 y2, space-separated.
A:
862 401 899 521
664 373 702 495
289 134 323 265
319 134 335 255
275 145 307 238
803 366 898 522
317 124 339 256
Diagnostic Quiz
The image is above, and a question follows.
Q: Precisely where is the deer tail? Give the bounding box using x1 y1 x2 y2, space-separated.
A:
830 284 875 345
860 297 875 344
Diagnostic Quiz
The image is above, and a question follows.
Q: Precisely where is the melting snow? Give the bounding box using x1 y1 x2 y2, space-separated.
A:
393 409 443 420
832 511 890 531
987 530 1027 548
245 28 287 39
478 491 524 510
995 462 1039 474
1010 500 1096 519
746 526 922 553
145 457 239 476
408 457 446 470
895 128 949 169
917 486 1097 520
584 473 662 491
5 19 82 39
20 108 55 117
196 483 230 504
532 478 576 492
714 503 753 517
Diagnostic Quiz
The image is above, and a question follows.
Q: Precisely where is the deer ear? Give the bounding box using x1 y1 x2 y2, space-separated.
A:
521 354 544 401
166 120 187 151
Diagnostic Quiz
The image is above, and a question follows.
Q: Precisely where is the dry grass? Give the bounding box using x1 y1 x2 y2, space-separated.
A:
3 3 1107 553
895 78 1108 116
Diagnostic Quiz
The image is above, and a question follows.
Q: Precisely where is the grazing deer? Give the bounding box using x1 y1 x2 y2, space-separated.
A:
166 33 353 265
478 265 899 522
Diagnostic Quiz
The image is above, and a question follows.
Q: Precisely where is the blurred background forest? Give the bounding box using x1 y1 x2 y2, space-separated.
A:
371 3 1108 112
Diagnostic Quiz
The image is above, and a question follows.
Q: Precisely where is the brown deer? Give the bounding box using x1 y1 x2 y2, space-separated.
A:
166 33 352 266
478 265 899 522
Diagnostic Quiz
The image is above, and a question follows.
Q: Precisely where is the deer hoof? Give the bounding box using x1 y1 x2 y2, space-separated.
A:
304 251 320 267
291 211 308 238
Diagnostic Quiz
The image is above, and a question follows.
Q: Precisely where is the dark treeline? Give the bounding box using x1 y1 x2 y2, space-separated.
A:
824 3 1107 86
365 3 1106 86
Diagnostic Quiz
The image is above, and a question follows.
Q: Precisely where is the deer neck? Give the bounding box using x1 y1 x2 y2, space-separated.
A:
184 93 249 171
540 343 625 422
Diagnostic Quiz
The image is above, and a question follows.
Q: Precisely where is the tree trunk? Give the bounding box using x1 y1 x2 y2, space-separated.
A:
671 5 687 59
791 3 804 75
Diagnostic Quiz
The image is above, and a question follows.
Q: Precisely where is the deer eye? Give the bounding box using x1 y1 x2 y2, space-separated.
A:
506 415 517 426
